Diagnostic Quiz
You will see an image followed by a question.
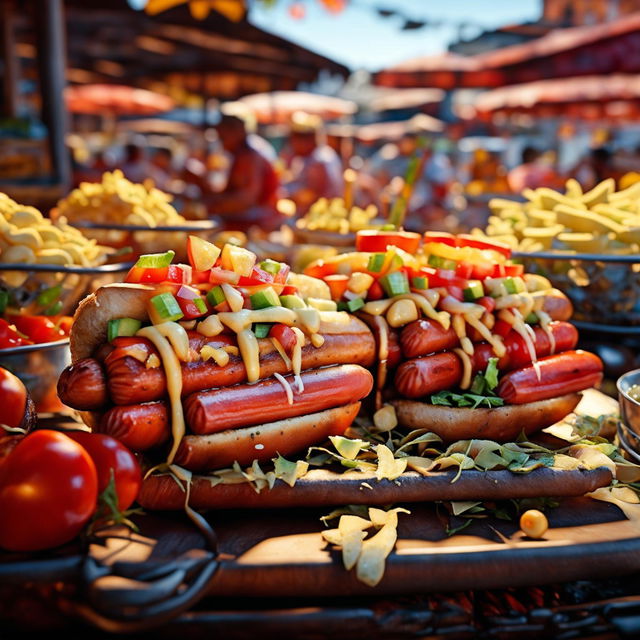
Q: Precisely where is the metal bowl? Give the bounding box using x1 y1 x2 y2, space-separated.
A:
70 220 219 263
616 367 640 463
0 261 134 316
514 250 640 327
0 339 71 414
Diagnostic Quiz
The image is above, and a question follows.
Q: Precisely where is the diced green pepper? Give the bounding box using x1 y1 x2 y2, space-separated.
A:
43 301 63 316
524 312 539 324
367 253 386 273
428 255 458 270
411 275 428 290
108 317 142 342
150 292 183 323
260 259 282 275
279 294 306 309
193 296 207 314
253 322 272 338
379 271 410 298
134 250 175 269
463 280 484 302
37 285 62 307
206 285 226 307
504 277 518 294
250 286 280 309
337 297 365 312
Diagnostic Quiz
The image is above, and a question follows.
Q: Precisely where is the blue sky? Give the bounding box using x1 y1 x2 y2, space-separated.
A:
249 0 542 71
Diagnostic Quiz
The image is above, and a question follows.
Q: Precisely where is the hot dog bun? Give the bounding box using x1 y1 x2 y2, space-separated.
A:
390 392 581 443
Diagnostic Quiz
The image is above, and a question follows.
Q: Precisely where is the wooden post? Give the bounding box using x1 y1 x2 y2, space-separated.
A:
34 0 71 190
1 0 19 118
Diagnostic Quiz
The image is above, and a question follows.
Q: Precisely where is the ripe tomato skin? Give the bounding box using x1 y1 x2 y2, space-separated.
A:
0 367 28 429
65 431 142 512
269 323 297 358
355 230 421 254
0 430 98 552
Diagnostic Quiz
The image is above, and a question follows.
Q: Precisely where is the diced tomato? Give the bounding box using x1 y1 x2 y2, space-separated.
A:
165 264 192 284
455 234 512 258
269 324 297 357
191 269 211 284
273 263 291 284
504 263 524 277
240 266 275 285
303 260 337 279
469 261 496 281
0 318 32 349
492 263 506 278
366 280 384 301
125 265 169 284
209 268 240 285
174 285 207 319
429 269 469 290
6 315 66 344
476 296 496 313
324 274 349 301
455 261 474 279
423 231 456 247
493 319 513 338
280 285 299 296
355 230 421 254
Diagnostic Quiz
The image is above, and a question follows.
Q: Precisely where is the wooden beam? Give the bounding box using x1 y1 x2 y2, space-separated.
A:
34 0 71 190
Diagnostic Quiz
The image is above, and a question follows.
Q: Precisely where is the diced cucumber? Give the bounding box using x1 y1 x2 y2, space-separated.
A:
250 286 280 309
367 253 386 273
411 275 428 290
504 277 518 294
253 322 272 338
108 317 142 342
337 297 365 312
135 250 175 268
206 285 226 307
149 293 183 324
279 294 306 309
260 259 282 275
463 280 484 302
428 254 457 270
379 270 410 298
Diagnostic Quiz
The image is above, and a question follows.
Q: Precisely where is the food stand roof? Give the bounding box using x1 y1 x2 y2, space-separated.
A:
373 13 640 89
18 0 350 100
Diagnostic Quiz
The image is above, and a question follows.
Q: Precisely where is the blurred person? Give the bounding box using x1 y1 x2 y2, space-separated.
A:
280 111 344 213
202 113 281 232
572 146 616 190
149 147 175 192
119 143 150 184
507 146 558 193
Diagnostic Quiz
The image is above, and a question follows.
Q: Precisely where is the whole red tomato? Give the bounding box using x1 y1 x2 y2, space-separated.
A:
65 431 142 512
0 367 30 429
0 430 98 552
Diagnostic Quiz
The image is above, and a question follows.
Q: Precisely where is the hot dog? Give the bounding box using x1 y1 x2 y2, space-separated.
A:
395 321 578 398
303 230 604 443
58 241 376 482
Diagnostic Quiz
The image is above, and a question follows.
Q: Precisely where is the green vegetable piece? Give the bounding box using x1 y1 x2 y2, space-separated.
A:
0 290 8 314
524 311 539 324
193 296 207 314
279 294 306 309
428 255 457 270
250 286 281 309
43 301 63 316
260 259 282 275
134 250 175 269
337 297 365 312
37 285 62 307
206 285 226 307
380 223 397 231
504 276 518 294
411 275 428 290
150 292 183 322
367 253 386 273
484 357 500 390
463 280 484 302
253 322 272 338
379 270 410 298
108 317 142 342
329 435 368 460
